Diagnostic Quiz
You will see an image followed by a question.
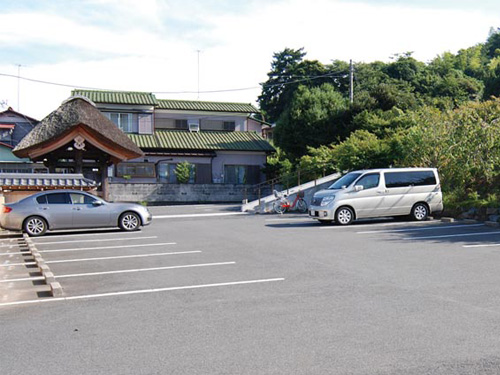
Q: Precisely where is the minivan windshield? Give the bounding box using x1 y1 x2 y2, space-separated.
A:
328 172 362 190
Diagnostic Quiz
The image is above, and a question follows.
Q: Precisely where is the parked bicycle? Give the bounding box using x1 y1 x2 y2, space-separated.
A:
273 190 308 214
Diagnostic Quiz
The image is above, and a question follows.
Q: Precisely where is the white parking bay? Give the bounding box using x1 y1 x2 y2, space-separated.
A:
354 221 500 247
7 220 284 304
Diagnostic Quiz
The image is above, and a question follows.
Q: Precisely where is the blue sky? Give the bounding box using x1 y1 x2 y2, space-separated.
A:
1 0 499 119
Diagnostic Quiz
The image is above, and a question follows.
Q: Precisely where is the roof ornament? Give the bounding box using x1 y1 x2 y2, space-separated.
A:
74 135 86 150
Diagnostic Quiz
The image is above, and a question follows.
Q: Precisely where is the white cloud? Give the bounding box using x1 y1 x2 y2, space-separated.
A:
1 0 499 119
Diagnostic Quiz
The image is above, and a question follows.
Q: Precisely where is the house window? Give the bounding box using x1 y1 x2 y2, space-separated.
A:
157 163 178 183
224 165 261 185
108 113 133 133
175 119 188 130
116 163 156 178
158 162 212 184
202 120 236 131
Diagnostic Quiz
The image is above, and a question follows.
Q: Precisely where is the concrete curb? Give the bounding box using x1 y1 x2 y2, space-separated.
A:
22 233 63 297
440 217 500 228
485 221 500 228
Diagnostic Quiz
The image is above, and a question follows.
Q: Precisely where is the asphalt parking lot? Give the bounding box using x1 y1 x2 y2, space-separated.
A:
2 206 500 374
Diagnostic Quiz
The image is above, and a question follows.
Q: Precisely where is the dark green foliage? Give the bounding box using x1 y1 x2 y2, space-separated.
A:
258 48 328 123
260 30 500 206
273 84 349 160
485 27 500 59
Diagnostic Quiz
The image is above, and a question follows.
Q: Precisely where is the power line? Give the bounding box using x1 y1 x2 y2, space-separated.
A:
0 71 348 96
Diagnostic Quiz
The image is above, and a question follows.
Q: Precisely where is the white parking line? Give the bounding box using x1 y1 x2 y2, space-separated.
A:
0 250 201 267
0 278 285 307
39 242 176 253
32 231 148 240
404 231 500 240
57 261 236 278
34 236 158 246
0 276 45 283
154 212 247 219
357 223 485 234
265 218 311 222
0 262 236 283
320 221 438 230
463 243 500 248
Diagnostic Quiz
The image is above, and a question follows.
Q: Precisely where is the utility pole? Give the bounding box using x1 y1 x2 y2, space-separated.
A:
197 50 201 100
349 59 354 104
17 64 22 111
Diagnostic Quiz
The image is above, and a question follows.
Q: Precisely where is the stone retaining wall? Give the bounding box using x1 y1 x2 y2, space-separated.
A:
108 182 270 203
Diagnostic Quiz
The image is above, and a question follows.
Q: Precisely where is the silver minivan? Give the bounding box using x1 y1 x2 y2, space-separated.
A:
309 168 443 225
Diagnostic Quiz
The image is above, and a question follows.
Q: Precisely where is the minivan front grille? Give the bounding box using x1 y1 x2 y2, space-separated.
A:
312 197 323 206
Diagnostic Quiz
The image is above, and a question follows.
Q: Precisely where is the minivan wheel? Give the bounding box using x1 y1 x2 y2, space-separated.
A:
411 203 429 221
336 207 354 225
119 212 141 231
23 216 48 237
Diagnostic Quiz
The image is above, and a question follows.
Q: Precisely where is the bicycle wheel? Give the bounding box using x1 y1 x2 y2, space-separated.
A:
296 198 308 213
273 201 286 214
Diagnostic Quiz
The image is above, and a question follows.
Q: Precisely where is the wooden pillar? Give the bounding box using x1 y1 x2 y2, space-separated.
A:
44 158 57 173
100 158 110 201
75 150 83 174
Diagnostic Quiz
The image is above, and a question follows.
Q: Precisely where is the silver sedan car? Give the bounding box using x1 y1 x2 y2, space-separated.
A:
0 190 152 236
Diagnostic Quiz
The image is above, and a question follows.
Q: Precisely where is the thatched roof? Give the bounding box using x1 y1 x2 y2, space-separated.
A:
13 97 143 159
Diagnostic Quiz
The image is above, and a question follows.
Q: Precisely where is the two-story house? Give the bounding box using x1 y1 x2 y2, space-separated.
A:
71 90 275 203
0 107 45 173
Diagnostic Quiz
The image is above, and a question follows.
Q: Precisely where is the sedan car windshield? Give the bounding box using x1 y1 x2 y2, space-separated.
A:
328 172 362 190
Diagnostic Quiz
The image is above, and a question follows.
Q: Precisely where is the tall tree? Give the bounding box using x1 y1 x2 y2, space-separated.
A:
258 48 326 123
273 83 349 159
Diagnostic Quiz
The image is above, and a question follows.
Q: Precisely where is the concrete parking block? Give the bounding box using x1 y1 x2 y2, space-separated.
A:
44 272 56 284
485 221 500 228
39 264 51 275
441 217 455 222
50 282 63 297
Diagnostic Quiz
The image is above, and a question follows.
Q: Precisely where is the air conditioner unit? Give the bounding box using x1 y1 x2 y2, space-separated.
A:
188 121 200 132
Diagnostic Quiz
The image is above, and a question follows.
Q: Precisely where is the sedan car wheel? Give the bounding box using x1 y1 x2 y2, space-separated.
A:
119 212 141 231
24 216 48 237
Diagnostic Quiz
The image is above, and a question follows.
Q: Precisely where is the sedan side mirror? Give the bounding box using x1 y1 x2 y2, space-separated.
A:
93 200 104 206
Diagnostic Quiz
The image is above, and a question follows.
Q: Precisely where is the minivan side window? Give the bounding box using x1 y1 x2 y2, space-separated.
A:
385 171 437 188
355 173 380 190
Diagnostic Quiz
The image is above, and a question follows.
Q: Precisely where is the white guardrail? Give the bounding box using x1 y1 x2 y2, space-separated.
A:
241 173 340 213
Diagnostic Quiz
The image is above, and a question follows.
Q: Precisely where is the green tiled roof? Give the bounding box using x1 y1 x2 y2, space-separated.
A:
128 130 275 152
71 90 158 106
156 99 259 113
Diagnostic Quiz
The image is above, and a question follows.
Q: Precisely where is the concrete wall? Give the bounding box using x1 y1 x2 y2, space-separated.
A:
108 182 264 203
